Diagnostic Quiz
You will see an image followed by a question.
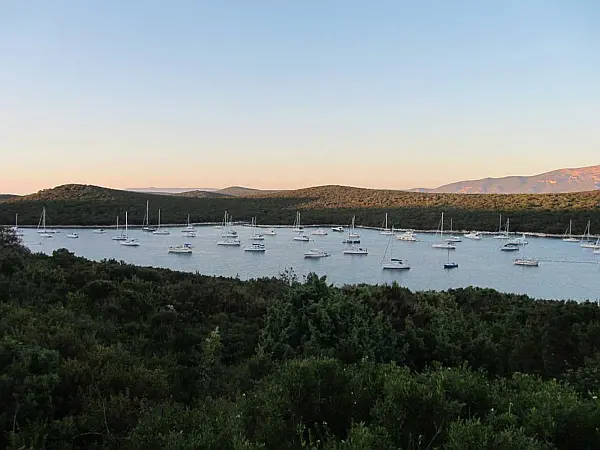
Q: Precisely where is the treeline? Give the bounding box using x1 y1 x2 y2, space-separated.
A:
1 228 599 448
1 184 599 233
1 199 599 235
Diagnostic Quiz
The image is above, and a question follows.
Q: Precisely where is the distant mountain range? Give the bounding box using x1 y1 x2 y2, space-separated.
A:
128 186 280 197
411 165 600 194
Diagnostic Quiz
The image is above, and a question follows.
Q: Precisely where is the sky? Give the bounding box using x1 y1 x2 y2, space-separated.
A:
1 0 599 194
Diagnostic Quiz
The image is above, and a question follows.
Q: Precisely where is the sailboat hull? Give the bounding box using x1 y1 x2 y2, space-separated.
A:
382 263 410 270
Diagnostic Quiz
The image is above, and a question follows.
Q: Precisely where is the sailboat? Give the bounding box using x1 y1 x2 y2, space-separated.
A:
292 211 303 232
245 242 266 252
380 213 394 235
169 243 193 254
37 207 54 238
66 232 79 239
249 217 264 240
494 214 509 239
562 220 578 242
432 213 456 249
580 221 600 249
13 214 24 236
311 228 328 235
120 211 140 246
182 214 196 237
342 216 361 243
445 218 462 242
382 230 410 269
500 219 519 251
92 228 106 234
464 231 482 240
443 247 458 269
152 209 170 235
142 201 156 232
397 230 419 241
217 211 241 246
112 216 127 241
514 237 539 266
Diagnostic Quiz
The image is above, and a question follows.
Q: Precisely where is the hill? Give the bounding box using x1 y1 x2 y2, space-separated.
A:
414 164 600 194
215 186 281 196
260 184 600 211
127 187 217 194
1 183 600 233
174 190 232 199
0 194 19 202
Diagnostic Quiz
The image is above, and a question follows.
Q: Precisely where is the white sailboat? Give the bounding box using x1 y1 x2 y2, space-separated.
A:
92 228 106 234
331 226 345 233
580 221 600 248
66 232 79 238
311 228 327 235
304 249 331 259
112 216 127 241
464 231 482 240
292 211 303 232
494 214 509 239
217 211 241 246
508 233 528 246
445 218 462 242
397 230 419 241
142 200 156 232
121 211 140 246
152 209 170 235
348 216 360 239
380 213 394 235
382 231 410 270
245 242 266 252
249 217 264 240
12 213 24 236
343 244 368 255
343 216 361 243
37 207 54 238
169 243 193 254
562 220 578 242
514 237 539 266
182 214 196 237
265 228 277 236
432 213 456 249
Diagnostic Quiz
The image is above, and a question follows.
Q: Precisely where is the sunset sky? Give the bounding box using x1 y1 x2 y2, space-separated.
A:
1 1 599 194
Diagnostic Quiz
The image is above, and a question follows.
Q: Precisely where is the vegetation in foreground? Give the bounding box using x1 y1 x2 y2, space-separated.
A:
0 184 599 234
1 227 599 449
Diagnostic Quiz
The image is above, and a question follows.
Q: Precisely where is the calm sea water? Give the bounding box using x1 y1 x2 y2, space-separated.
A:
21 226 600 302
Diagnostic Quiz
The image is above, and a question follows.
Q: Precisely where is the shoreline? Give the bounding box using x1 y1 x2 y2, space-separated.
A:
6 222 598 240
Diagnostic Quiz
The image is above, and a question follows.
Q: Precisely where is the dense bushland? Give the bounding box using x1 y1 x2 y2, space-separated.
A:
1 227 599 448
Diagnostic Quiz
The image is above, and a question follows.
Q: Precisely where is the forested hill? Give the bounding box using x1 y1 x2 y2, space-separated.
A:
1 183 599 233
257 184 600 210
0 194 18 202
1 228 599 448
